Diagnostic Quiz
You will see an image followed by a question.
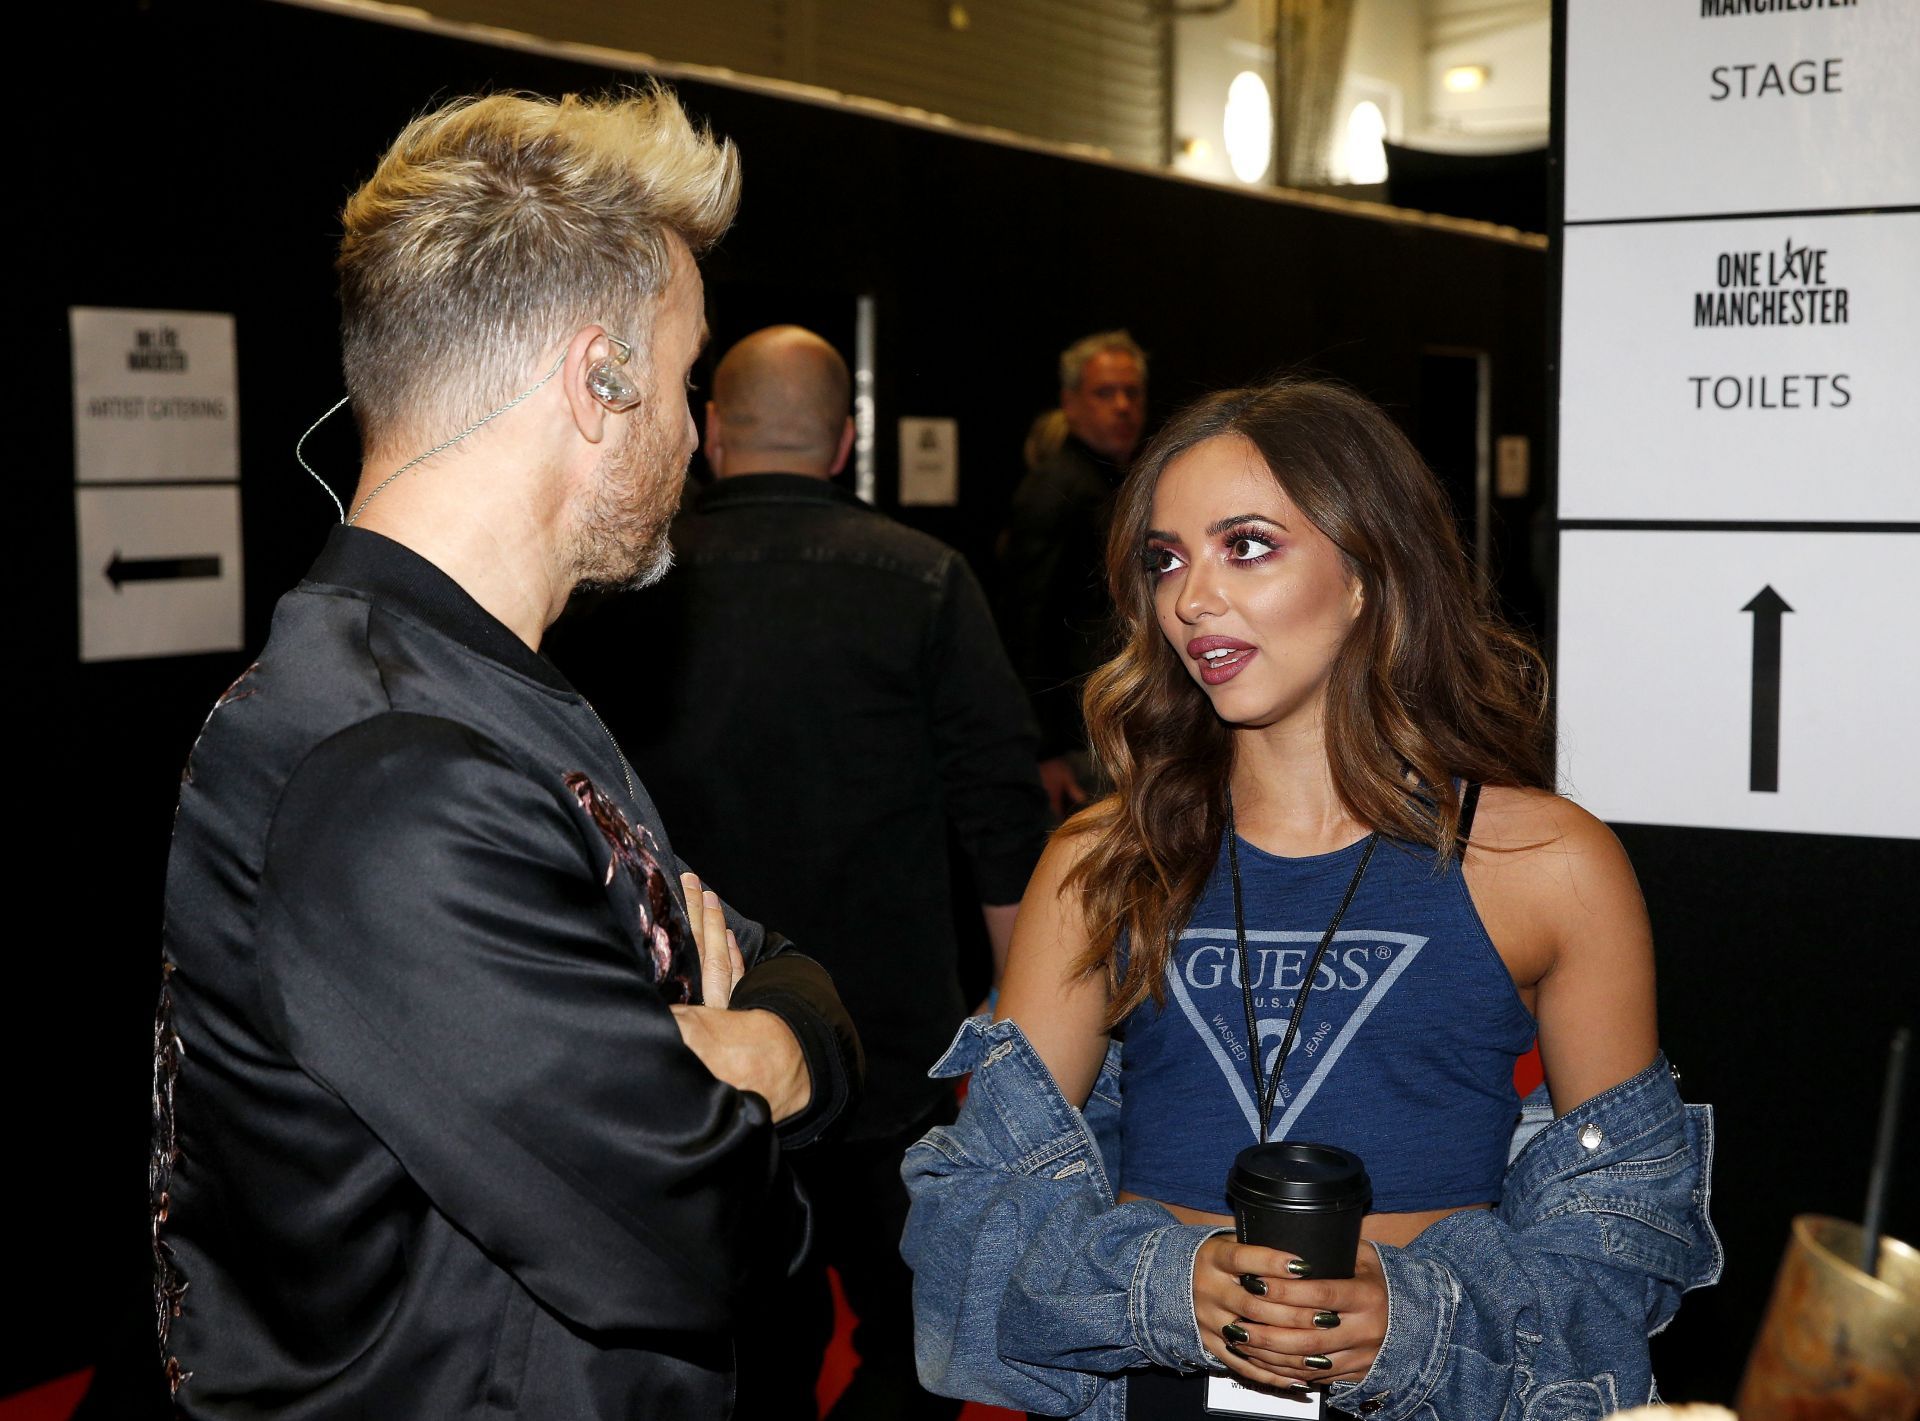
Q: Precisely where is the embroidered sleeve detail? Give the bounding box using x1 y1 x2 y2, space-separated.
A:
562 772 699 1003
150 962 191 1397
180 663 259 788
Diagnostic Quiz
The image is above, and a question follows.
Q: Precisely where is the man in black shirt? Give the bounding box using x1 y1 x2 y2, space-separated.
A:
558 324 1050 1419
156 92 860 1417
999 329 1148 815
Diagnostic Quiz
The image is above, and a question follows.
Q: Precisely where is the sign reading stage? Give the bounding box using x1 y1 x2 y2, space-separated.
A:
1564 0 1920 222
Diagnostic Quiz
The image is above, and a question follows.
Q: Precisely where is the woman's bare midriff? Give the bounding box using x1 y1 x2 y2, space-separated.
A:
1116 1191 1491 1248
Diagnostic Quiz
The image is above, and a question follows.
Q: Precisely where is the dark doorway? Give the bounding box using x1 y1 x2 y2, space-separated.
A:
1417 349 1491 578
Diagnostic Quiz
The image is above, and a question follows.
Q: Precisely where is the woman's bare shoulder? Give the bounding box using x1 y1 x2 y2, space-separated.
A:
1470 785 1634 880
1471 790 1657 1107
1465 786 1646 964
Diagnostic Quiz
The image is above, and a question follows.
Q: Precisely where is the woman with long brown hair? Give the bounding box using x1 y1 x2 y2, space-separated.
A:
904 379 1718 1419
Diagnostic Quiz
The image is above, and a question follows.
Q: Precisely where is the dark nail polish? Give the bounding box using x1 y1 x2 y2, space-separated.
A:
1239 1273 1267 1296
1221 1322 1250 1346
1313 1310 1340 1330
1286 1259 1312 1278
1304 1354 1332 1371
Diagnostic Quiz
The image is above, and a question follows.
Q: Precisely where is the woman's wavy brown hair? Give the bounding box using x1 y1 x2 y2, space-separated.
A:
1063 379 1551 1025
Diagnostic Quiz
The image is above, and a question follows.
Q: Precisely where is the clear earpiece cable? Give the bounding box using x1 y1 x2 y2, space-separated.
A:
294 344 576 526
345 349 569 525
295 396 352 523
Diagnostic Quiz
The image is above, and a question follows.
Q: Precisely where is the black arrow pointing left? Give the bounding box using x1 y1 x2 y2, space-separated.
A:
106 550 222 591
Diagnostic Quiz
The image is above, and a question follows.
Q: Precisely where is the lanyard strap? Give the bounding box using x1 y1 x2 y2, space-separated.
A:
1225 796 1379 1142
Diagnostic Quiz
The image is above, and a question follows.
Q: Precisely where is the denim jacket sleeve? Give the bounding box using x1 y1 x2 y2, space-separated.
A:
901 1016 1223 1417
1328 1054 1723 1421
904 1020 1721 1421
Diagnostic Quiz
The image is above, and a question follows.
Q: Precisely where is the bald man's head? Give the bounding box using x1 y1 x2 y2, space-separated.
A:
705 325 854 478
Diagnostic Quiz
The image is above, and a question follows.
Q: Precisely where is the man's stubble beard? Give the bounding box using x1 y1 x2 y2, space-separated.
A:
567 410 687 594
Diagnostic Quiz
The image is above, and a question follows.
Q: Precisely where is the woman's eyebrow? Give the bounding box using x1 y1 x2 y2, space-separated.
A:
1207 513 1286 535
1143 528 1178 543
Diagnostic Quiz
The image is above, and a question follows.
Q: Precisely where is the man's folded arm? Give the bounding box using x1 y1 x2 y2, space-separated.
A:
255 713 801 1336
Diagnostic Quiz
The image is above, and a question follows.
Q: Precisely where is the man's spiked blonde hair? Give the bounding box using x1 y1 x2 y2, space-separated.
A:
337 85 739 449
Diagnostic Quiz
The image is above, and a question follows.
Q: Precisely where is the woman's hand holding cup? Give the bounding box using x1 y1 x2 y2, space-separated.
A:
1194 1235 1388 1386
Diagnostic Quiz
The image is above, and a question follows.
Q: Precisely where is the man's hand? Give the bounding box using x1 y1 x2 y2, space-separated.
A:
1037 756 1087 819
680 872 745 1006
671 873 812 1121
669 1003 813 1122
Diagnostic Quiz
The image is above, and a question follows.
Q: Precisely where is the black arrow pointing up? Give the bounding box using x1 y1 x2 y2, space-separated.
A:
106 551 222 591
1743 585 1792 794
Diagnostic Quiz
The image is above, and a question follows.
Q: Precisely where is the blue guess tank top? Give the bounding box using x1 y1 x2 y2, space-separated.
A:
1117 828 1536 1216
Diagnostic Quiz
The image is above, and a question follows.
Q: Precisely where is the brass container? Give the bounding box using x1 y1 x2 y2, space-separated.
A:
1737 1215 1920 1421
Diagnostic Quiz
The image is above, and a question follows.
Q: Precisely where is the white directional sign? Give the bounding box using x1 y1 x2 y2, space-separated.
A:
1557 530 1918 840
1560 211 1920 521
1557 0 1916 840
1565 0 1920 222
70 308 239 484
76 486 244 662
71 306 245 662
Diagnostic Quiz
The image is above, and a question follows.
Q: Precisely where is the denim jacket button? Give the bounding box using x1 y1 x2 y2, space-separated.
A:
1359 1396 1387 1413
1579 1123 1604 1151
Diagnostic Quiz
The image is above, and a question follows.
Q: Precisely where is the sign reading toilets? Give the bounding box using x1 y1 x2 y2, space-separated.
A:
1560 211 1920 521
1555 0 1919 840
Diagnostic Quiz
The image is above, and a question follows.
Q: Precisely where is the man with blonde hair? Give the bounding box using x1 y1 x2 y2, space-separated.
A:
155 89 860 1416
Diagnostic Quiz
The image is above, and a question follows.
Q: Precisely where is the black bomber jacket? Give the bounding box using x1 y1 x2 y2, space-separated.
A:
156 525 861 1416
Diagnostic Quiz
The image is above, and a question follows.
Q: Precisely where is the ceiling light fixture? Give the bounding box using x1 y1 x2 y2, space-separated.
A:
1223 71 1273 184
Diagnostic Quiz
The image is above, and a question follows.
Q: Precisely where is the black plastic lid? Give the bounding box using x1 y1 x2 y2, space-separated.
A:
1226 1142 1372 1211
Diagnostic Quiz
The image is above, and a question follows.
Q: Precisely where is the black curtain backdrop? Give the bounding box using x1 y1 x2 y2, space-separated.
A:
1386 142 1550 237
25 1 1903 1415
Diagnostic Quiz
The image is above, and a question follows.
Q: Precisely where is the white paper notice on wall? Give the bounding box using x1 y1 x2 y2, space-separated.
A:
898 417 959 507
1556 529 1918 840
1559 211 1920 522
76 486 245 662
70 307 239 484
1495 435 1530 498
1564 0 1920 223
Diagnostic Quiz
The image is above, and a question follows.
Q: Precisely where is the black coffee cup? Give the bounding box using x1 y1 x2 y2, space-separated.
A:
1225 1142 1371 1280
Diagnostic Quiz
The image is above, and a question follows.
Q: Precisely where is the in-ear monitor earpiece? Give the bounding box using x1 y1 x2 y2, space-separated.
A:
587 335 644 412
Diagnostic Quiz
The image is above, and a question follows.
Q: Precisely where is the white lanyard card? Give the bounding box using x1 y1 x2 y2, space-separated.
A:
1204 1373 1324 1418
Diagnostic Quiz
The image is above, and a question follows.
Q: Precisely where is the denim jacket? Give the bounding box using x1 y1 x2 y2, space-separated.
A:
902 1015 1721 1421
